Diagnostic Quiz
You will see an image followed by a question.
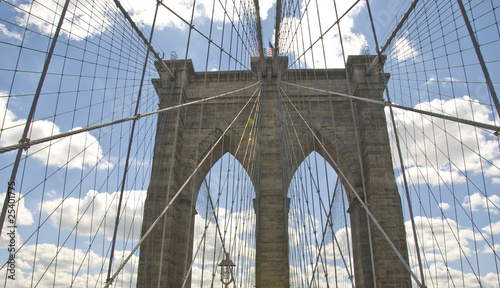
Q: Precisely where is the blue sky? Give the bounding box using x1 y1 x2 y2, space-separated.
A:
0 0 500 287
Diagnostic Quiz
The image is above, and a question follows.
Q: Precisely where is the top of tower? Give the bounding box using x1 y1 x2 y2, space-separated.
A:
250 56 288 79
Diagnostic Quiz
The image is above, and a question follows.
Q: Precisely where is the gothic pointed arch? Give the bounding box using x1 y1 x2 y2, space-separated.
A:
286 127 363 204
288 151 354 286
183 130 259 203
191 152 257 287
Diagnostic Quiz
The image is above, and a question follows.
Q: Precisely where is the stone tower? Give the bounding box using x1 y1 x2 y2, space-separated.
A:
137 55 410 287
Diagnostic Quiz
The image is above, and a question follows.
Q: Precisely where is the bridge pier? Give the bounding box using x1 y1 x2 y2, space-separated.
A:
254 62 290 287
138 55 410 287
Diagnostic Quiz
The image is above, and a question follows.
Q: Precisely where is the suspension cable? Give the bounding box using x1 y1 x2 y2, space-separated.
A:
280 81 500 133
0 82 260 154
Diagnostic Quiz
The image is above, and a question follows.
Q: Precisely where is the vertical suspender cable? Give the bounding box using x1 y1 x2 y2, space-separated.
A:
364 0 426 287
0 0 72 234
105 0 162 285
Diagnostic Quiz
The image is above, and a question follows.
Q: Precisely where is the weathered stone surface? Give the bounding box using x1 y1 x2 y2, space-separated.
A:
137 56 410 288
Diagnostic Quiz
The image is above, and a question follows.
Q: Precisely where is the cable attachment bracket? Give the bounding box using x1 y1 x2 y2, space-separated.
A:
104 277 114 288
18 138 30 150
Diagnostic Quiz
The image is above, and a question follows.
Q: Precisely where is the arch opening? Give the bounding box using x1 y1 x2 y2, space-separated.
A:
288 151 354 287
190 152 256 287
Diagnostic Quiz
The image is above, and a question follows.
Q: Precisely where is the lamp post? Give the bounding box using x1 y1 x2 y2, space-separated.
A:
218 252 235 287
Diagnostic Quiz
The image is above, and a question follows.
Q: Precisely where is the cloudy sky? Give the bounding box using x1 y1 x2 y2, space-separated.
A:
0 0 499 287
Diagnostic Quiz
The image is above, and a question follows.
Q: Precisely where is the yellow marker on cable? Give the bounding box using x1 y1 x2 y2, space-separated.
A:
248 118 254 125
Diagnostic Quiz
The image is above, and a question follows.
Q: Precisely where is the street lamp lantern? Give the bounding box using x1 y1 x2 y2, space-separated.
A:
218 252 236 286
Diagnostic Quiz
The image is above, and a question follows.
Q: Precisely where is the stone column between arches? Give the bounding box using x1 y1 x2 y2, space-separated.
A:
137 56 411 288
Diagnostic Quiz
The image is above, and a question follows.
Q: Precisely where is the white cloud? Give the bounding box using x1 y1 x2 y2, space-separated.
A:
0 193 34 228
482 243 500 254
463 192 500 214
193 206 256 252
416 262 499 288
392 36 419 62
424 76 464 88
0 96 111 170
17 0 109 40
7 243 138 287
289 262 353 287
191 207 256 287
279 0 367 68
406 216 498 286
406 216 475 262
126 0 275 31
42 189 146 241
15 0 275 39
0 224 22 250
483 221 500 235
438 202 451 211
320 227 352 265
389 95 500 185
425 76 437 86
396 165 466 186
289 228 355 287
17 243 103 273
485 158 500 181
0 23 21 40
441 77 463 88
258 0 275 20
288 206 328 248
288 213 499 287
125 0 194 30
